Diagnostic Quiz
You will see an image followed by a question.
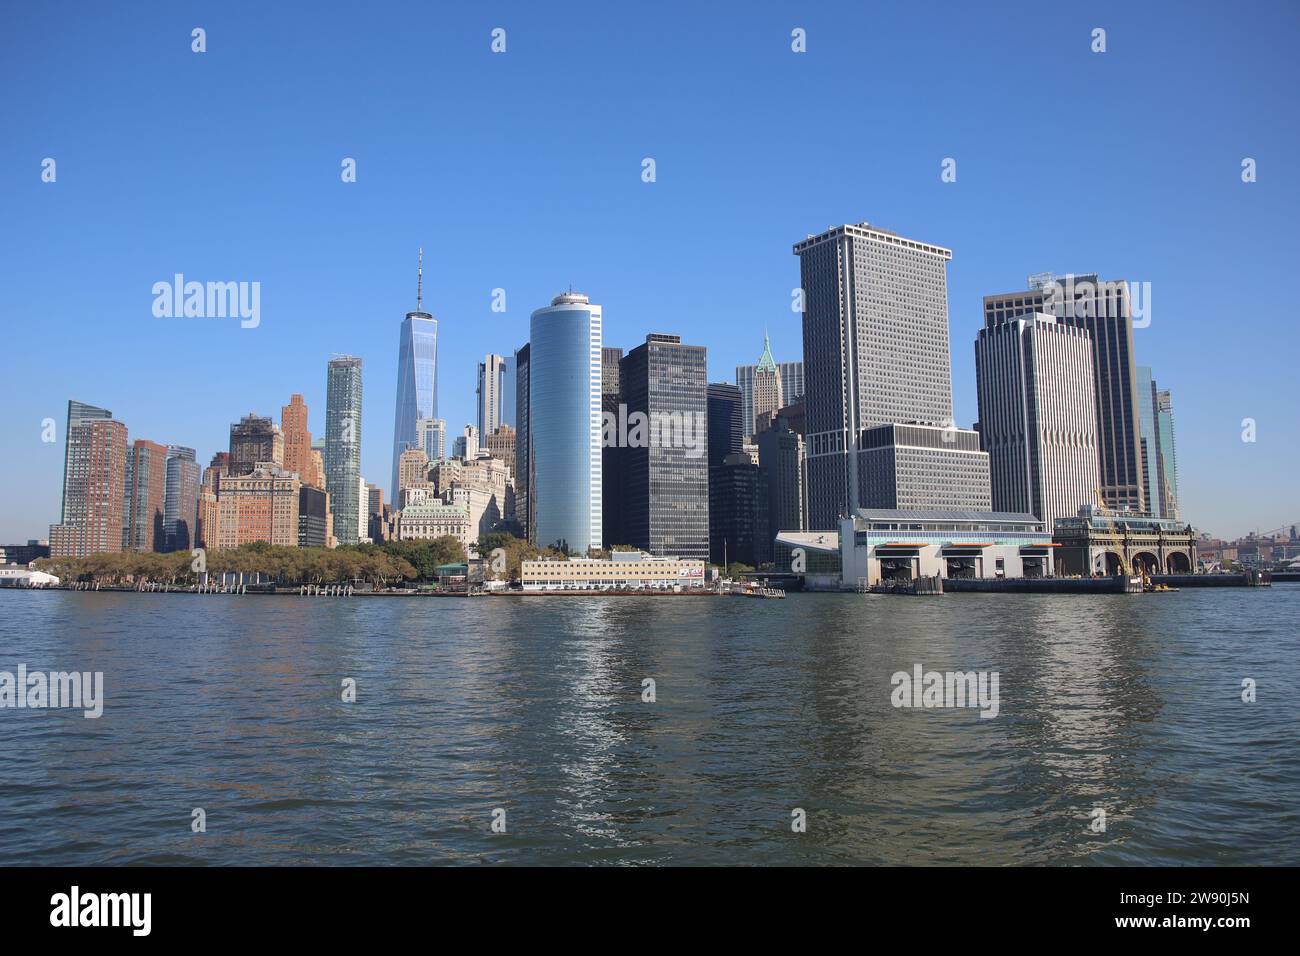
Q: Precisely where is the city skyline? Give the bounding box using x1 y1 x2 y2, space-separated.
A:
2 2 1297 541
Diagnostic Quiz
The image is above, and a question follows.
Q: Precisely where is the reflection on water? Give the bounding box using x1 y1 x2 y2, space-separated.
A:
0 588 1296 865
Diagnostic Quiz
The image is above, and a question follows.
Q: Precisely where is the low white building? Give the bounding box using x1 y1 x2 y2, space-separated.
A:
521 551 706 591
776 509 1055 590
0 565 60 588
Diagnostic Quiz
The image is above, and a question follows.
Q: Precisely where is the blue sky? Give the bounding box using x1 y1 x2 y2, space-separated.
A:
1 0 1296 541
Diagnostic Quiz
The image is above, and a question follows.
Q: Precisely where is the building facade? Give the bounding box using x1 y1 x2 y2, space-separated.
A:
281 394 314 482
984 274 1146 513
51 402 128 558
228 414 283 478
390 254 439 501
476 353 507 437
617 333 709 560
794 223 955 528
975 312 1100 528
513 343 531 541
528 292 602 553
520 551 706 591
216 465 301 549
325 355 364 546
123 438 169 552
163 445 200 552
858 423 991 511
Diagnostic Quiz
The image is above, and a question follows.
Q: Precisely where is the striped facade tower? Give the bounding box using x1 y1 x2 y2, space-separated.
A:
975 312 1100 528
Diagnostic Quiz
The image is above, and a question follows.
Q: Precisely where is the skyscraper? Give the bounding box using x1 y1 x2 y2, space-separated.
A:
709 453 768 567
513 343 532 540
50 400 128 558
793 222 956 528
390 249 439 499
415 417 446 462
326 355 364 546
124 439 169 552
529 292 602 553
281 394 314 482
975 312 1100 527
984 274 1146 513
476 354 507 436
1136 366 1161 517
1155 388 1179 521
736 337 803 440
757 419 805 538
228 414 283 477
617 333 709 560
706 382 745 563
601 346 624 546
163 445 200 552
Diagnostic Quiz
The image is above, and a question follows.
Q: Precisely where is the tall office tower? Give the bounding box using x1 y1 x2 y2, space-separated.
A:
709 453 768 566
706 383 744 466
325 355 364 546
500 355 516 428
858 424 991 510
529 292 602 553
196 454 226 550
758 420 805 537
366 483 386 543
476 354 507 436
390 249 439 499
298 485 329 548
706 382 744 563
216 465 301 549
794 223 955 528
50 401 128 558
228 414 283 477
484 425 517 481
975 312 1101 527
123 439 169 551
163 445 200 552
984 273 1146 513
513 343 532 540
752 333 784 436
616 333 709 559
1136 366 1161 517
735 340 804 440
461 424 479 460
281 394 313 481
416 417 446 462
356 475 370 543
398 447 430 504
601 346 624 546
308 441 327 489
1155 388 1179 521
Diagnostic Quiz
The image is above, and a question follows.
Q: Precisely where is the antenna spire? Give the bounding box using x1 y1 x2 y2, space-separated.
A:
417 247 424 312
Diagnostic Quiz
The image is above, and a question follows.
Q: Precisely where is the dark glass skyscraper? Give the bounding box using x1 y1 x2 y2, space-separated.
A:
617 334 709 560
163 445 200 552
390 250 438 500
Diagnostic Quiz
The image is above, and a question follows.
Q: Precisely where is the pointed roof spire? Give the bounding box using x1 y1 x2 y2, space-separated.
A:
417 247 424 312
756 328 778 372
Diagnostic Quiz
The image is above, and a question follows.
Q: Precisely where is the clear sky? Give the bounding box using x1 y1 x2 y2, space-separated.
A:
1 0 1296 541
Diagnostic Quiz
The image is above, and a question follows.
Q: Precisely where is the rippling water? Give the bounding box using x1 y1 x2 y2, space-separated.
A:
0 587 1296 865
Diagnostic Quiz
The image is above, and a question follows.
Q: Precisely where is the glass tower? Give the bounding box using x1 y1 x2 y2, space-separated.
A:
390 250 438 500
326 356 364 546
529 292 602 553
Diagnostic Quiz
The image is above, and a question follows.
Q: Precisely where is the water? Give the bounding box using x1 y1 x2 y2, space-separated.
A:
0 587 1296 865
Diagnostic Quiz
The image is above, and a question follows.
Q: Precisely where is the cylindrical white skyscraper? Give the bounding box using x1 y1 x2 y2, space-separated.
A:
529 291 602 553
